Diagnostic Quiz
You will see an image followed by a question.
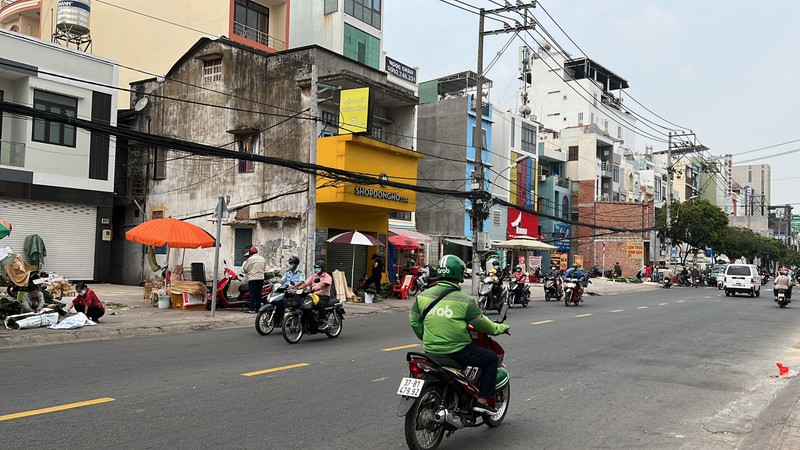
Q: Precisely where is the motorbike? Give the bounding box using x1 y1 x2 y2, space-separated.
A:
691 276 700 288
775 288 790 308
409 266 438 296
507 275 530 307
543 275 563 301
281 285 346 344
255 281 290 335
563 277 585 306
477 275 508 314
662 277 672 289
205 260 271 310
398 303 511 450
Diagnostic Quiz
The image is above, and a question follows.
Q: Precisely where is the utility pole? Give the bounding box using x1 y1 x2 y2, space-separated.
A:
470 3 537 295
665 132 673 269
307 65 318 270
210 196 228 317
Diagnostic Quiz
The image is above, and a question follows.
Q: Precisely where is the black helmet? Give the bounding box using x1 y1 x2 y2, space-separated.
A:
313 260 327 272
288 256 300 265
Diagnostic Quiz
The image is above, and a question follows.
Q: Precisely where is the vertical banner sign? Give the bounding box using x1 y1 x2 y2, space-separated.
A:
530 256 542 267
518 256 526 268
339 87 373 135
626 241 644 258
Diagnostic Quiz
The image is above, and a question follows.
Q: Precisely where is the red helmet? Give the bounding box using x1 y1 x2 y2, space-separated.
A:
245 246 258 256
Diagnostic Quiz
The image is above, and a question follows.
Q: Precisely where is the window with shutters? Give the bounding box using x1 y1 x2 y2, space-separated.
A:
234 228 253 266
578 112 583 126
492 209 502 226
568 146 579 162
153 148 168 180
202 58 222 84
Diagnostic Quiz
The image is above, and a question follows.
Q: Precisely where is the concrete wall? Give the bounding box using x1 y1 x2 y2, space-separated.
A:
416 97 467 237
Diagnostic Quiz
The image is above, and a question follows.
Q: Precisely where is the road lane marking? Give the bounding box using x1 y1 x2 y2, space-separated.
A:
531 320 554 325
575 314 592 318
382 344 421 352
677 300 685 303
372 377 388 382
659 303 669 306
637 306 649 309
242 363 310 377
610 310 624 313
0 397 115 422
704 296 711 299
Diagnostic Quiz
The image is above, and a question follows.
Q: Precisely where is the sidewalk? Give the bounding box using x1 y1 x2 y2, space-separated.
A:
0 278 657 349
0 284 413 349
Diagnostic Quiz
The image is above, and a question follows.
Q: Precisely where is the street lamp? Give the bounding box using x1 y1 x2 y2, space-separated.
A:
490 154 531 191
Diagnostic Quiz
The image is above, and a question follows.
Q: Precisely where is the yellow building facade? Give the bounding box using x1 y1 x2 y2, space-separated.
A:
316 134 421 285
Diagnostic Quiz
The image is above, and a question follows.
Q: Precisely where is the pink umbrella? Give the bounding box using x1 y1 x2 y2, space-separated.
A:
327 231 383 286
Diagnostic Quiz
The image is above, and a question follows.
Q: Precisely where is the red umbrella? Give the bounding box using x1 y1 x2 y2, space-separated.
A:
125 218 216 248
389 235 419 250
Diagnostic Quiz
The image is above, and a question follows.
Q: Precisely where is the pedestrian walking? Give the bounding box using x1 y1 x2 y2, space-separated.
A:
363 253 385 291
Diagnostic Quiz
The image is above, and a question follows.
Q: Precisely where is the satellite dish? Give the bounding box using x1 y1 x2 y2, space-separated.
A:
520 105 532 116
134 97 149 112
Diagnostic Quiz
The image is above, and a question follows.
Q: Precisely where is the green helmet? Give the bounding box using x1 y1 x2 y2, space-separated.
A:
437 255 467 283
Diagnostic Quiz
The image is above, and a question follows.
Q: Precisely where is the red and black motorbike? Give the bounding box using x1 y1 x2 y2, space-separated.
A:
205 260 271 310
563 277 585 306
398 304 511 450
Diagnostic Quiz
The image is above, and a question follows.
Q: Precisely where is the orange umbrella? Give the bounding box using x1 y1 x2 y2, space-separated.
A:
125 218 216 248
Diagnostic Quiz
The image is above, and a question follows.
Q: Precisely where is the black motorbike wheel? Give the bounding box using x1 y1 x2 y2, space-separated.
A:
409 284 419 296
404 384 445 450
485 384 510 427
780 301 787 308
255 311 275 336
325 311 343 338
478 296 488 314
282 315 303 344
544 291 550 302
522 293 530 307
564 292 570 307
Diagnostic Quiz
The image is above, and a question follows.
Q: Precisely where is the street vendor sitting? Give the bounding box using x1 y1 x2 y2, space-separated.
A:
20 282 45 313
64 282 105 322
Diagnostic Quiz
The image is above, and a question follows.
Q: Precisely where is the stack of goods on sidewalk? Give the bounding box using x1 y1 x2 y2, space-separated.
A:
167 280 208 310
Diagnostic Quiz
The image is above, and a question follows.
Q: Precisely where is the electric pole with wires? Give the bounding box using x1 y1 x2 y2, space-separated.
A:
470 2 538 295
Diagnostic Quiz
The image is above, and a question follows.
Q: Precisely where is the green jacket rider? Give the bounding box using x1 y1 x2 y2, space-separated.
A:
409 255 509 414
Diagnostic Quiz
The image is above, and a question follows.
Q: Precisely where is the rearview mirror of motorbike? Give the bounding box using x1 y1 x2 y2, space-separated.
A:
498 302 509 323
314 278 321 283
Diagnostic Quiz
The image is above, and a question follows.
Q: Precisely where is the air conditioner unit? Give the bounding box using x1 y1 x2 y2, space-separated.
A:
540 175 547 182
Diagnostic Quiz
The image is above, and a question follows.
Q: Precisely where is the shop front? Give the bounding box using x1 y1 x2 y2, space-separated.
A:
315 134 422 288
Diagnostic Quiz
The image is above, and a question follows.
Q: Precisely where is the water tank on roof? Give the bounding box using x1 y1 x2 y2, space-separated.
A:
56 0 91 36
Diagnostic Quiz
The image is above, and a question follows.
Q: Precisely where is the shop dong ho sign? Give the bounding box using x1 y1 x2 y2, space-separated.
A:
385 57 417 84
355 186 409 204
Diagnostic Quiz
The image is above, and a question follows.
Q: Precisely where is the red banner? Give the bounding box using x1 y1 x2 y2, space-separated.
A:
507 210 539 239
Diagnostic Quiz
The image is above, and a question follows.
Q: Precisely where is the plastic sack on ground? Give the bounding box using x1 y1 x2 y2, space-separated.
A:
49 312 96 330
4 309 59 330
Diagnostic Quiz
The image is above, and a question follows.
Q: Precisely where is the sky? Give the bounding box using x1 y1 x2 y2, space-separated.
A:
383 0 800 205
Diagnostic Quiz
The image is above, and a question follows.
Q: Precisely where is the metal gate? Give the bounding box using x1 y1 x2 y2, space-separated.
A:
327 243 367 287
0 199 97 279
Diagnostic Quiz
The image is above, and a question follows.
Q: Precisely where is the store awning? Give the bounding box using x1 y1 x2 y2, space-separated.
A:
445 238 473 248
389 228 433 244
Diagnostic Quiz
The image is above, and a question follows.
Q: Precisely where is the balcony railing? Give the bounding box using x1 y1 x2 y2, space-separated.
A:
233 22 285 51
0 140 25 167
600 161 612 177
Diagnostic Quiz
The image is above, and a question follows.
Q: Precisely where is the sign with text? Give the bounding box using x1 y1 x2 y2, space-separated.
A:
626 241 644 258
553 224 571 251
529 256 542 268
385 57 417 84
507 210 539 239
339 87 373 135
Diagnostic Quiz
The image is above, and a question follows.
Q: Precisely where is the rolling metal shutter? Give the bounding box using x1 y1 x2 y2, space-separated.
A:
327 243 367 287
0 199 97 279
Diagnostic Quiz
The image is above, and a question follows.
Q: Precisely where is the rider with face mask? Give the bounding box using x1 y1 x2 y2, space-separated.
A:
296 260 333 331
270 256 305 326
65 282 105 322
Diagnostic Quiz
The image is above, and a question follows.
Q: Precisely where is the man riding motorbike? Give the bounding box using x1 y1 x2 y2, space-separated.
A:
270 256 305 326
679 266 690 286
775 269 792 302
409 255 510 414
511 265 528 304
690 266 701 286
296 260 333 331
564 263 587 300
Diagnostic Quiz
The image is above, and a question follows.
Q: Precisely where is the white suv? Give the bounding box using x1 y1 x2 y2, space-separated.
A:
724 264 761 297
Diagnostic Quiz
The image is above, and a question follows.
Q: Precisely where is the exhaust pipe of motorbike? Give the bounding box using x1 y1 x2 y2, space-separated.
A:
434 409 464 429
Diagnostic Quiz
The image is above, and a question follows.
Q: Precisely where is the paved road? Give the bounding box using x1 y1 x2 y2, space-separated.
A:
2 287 799 449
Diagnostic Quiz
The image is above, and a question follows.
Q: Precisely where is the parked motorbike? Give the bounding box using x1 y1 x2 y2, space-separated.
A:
398 303 511 450
507 275 530 307
255 281 289 335
409 266 438 296
563 277 585 306
281 285 346 344
543 275 563 301
205 260 271 310
477 275 508 314
775 288 790 308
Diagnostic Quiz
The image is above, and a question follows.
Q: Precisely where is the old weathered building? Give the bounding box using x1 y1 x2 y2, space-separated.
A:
113 38 419 285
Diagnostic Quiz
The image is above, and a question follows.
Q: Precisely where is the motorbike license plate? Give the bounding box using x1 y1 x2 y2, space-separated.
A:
397 377 425 397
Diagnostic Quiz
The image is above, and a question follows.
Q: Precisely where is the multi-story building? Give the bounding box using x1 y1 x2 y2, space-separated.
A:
0 28 118 280
535 128 572 268
115 38 419 285
732 164 771 217
1 0 290 107
697 154 734 216
416 71 493 263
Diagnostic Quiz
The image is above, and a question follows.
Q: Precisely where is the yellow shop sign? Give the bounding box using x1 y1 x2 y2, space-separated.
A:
339 87 372 135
